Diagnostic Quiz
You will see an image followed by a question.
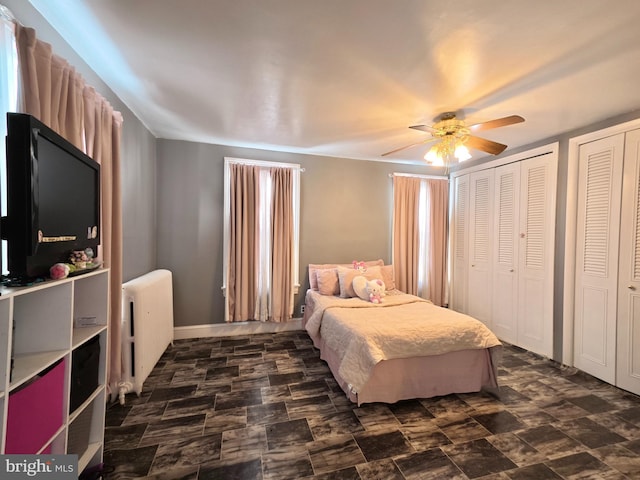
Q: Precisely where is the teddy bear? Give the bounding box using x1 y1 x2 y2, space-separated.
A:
352 276 386 304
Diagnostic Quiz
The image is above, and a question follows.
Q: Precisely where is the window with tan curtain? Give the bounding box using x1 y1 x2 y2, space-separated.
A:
2 12 124 394
392 174 449 306
222 157 301 322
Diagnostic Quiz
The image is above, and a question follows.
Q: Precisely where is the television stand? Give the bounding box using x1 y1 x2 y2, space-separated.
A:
0 268 109 472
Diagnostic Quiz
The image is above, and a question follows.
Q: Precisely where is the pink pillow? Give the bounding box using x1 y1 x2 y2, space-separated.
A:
380 265 396 291
309 259 384 290
309 263 342 290
337 265 383 298
316 268 340 296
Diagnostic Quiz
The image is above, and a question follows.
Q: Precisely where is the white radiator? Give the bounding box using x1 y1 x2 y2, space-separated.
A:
119 269 174 404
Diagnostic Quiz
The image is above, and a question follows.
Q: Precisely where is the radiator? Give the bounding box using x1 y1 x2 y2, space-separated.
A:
119 269 174 404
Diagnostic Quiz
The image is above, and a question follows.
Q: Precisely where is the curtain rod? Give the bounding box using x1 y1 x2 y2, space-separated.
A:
389 172 448 180
0 4 16 22
224 157 304 172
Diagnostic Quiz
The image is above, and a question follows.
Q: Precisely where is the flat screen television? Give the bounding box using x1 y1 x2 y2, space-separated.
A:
2 113 101 281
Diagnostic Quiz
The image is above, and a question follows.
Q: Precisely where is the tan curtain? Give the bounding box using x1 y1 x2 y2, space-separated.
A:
228 163 259 322
392 176 421 295
15 23 124 393
85 100 124 391
15 25 83 148
426 179 449 306
270 167 293 322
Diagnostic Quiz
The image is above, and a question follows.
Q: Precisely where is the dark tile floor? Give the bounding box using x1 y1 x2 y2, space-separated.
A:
104 331 640 479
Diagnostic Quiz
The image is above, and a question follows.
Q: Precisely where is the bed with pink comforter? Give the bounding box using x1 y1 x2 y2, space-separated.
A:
303 289 502 405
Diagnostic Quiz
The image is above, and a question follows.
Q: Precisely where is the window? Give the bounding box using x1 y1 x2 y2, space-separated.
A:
392 174 448 305
0 9 19 274
416 180 430 296
222 157 301 322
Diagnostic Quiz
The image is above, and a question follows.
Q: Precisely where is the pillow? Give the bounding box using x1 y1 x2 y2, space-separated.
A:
337 265 383 298
308 259 384 290
380 265 396 291
316 268 340 296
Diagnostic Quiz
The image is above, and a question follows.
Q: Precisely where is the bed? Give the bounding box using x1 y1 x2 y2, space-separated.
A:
302 263 502 405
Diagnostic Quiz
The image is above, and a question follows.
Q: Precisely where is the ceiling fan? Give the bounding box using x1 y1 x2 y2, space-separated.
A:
382 112 525 163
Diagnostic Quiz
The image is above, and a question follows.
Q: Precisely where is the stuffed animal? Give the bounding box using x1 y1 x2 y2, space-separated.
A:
352 260 366 273
367 280 385 304
352 275 386 304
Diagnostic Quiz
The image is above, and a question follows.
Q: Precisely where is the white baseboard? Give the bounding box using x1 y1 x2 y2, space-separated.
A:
173 318 303 340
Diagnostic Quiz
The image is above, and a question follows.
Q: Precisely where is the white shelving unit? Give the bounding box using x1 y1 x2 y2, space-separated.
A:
0 268 109 474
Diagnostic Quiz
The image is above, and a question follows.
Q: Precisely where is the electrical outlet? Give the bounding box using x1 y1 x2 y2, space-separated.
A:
300 305 305 314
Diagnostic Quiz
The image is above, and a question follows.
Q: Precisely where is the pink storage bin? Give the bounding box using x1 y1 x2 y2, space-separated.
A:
6 359 65 454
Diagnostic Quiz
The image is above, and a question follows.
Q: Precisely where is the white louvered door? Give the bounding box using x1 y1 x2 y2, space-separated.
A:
450 147 558 355
617 129 640 394
517 154 556 357
491 163 520 344
451 175 469 313
468 170 494 326
574 134 624 384
489 155 556 357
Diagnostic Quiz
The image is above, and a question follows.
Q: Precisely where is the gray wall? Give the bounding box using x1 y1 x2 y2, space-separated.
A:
156 140 438 326
4 0 157 282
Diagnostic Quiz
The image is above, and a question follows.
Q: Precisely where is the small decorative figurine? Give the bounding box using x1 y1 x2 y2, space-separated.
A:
70 250 89 269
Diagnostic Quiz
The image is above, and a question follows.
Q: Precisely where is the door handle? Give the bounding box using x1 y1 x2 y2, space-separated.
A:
629 285 637 291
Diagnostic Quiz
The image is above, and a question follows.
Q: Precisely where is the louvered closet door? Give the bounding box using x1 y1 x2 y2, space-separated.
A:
574 134 624 383
468 170 494 326
451 174 469 313
517 154 557 357
491 163 520 344
617 129 640 395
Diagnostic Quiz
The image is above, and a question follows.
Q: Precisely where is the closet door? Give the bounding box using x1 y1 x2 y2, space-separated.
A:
468 170 494 326
617 129 640 395
451 174 469 313
574 134 624 383
491 163 520 344
517 153 557 357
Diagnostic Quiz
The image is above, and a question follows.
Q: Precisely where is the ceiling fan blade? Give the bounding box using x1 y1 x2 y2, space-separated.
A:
408 124 436 133
469 115 524 132
381 138 436 156
465 135 508 155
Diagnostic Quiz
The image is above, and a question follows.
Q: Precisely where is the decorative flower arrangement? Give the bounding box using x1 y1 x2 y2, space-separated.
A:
70 250 89 269
49 248 96 280
50 263 70 280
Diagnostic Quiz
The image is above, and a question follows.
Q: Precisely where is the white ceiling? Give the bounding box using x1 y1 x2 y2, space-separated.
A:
29 0 640 165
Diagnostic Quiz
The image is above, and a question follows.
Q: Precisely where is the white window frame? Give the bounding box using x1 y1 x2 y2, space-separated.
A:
1 8 19 274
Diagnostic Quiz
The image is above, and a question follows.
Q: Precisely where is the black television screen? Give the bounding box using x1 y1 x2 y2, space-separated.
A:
2 113 100 280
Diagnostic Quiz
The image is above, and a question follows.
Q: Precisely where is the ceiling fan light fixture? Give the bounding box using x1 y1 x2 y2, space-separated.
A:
454 144 472 161
424 147 444 166
384 113 523 163
424 135 469 167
